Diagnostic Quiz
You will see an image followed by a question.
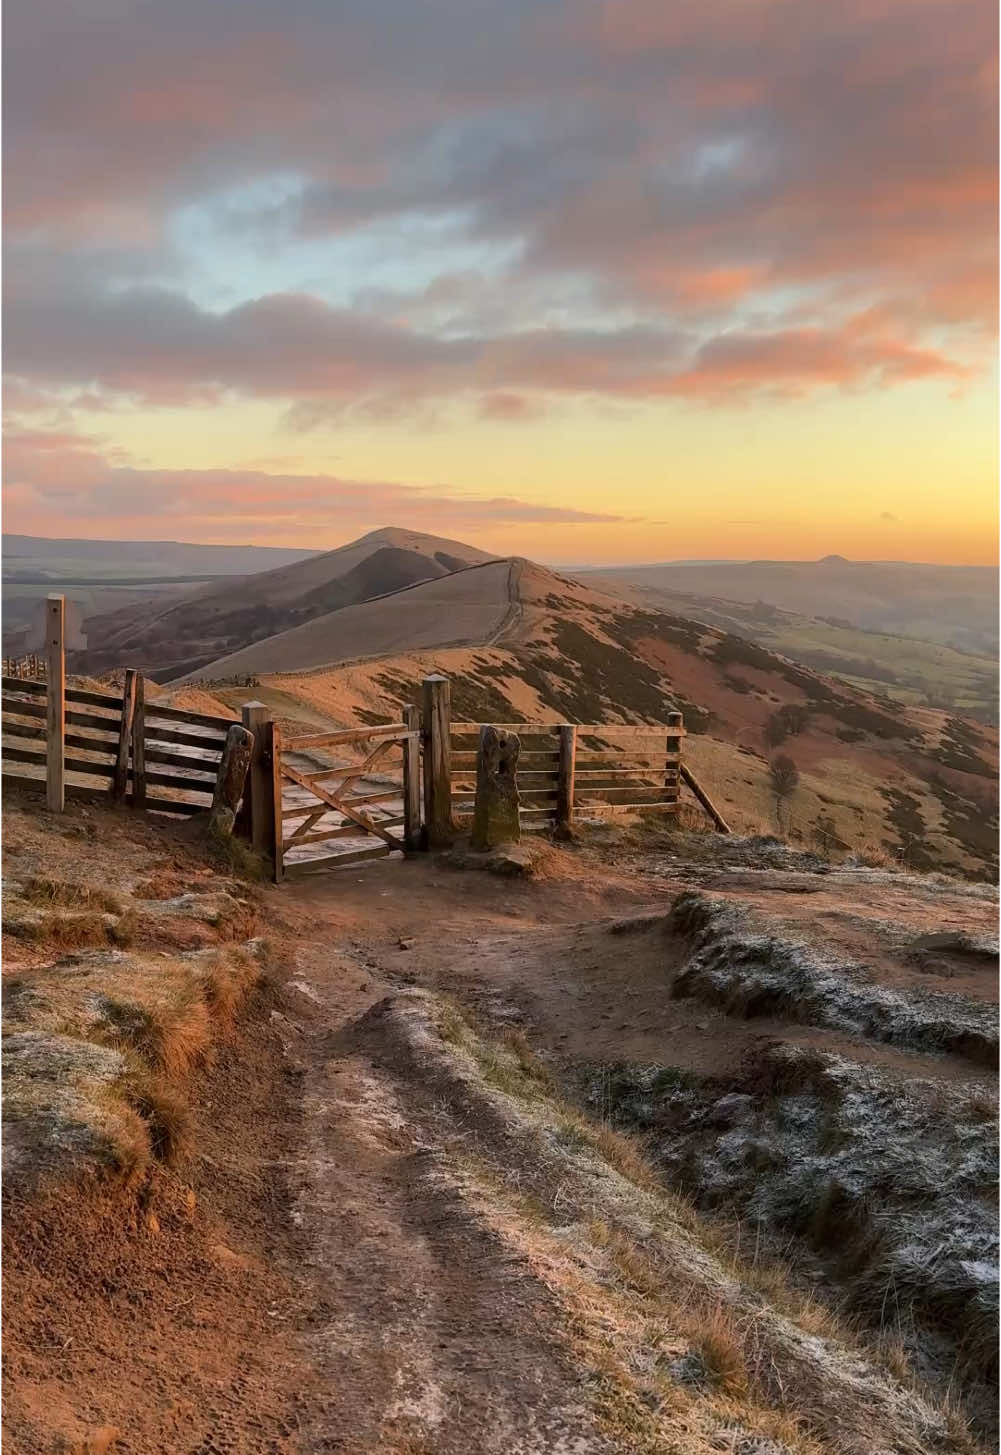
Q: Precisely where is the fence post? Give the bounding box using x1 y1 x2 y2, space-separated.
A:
402 703 422 851
266 720 285 882
45 594 65 812
237 701 272 852
113 669 139 802
556 723 576 838
666 709 683 805
422 674 452 847
131 673 147 809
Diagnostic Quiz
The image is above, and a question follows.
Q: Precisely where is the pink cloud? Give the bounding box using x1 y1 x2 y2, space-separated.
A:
3 0 994 421
2 426 629 539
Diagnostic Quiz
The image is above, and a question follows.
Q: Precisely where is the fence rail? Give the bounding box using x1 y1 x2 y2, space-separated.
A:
3 631 727 879
1 596 238 819
2 654 45 681
448 714 684 832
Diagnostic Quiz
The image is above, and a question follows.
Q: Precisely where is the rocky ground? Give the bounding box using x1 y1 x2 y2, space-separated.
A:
2 801 996 1454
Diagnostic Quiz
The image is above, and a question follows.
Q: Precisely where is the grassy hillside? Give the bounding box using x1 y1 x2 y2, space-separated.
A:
75 527 496 679
200 558 997 880
587 557 998 656
586 581 999 723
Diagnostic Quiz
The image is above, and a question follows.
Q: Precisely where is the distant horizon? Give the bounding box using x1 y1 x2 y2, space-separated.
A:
3 527 996 574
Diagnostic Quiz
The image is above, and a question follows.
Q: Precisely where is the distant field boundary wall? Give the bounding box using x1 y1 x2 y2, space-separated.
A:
2 594 239 820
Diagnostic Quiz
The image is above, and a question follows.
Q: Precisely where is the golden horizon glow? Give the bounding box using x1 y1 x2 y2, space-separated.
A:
3 0 997 566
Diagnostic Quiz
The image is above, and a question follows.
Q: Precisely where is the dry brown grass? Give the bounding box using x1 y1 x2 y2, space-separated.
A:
19 876 124 915
125 1071 193 1167
131 872 188 900
3 942 266 1194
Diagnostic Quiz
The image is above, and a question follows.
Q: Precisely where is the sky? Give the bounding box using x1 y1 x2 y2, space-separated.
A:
3 0 997 565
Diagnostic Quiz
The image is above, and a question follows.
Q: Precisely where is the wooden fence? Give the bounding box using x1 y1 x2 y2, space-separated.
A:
2 654 45 681
2 594 238 817
449 716 685 833
2 623 727 877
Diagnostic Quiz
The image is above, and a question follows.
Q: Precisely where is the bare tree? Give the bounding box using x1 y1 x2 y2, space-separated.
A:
769 754 799 832
812 812 839 858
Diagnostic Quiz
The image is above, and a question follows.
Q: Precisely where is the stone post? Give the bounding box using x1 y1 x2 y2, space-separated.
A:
471 725 521 850
210 723 254 835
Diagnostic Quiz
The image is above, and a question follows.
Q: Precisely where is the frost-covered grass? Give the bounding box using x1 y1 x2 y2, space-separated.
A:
584 1044 998 1439
669 893 997 1066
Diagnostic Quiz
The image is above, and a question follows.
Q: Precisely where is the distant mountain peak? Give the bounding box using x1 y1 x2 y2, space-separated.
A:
818 554 851 565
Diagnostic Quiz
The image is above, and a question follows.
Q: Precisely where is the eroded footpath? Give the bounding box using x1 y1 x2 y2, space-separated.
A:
3 805 997 1454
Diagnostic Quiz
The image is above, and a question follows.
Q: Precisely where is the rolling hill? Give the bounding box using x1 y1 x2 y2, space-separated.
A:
74 527 496 679
2 533 321 657
581 578 999 723
583 556 999 656
168 544 997 881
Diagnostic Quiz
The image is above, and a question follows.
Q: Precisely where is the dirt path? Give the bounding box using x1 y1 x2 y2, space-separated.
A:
5 843 995 1452
279 937 613 1454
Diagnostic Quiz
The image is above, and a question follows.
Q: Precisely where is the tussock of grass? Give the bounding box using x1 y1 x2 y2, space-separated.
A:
2 1034 152 1192
3 943 266 1195
201 821 267 882
19 876 124 915
3 905 134 952
125 1072 192 1167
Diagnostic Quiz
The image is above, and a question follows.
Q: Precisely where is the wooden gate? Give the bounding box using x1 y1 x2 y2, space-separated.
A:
273 711 421 881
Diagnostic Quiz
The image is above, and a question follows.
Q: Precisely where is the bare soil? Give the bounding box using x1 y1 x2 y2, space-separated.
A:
3 806 996 1453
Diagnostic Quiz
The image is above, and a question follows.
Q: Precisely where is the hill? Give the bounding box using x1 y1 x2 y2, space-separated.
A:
584 557 998 657
582 579 999 723
177 551 998 880
74 527 496 679
3 533 319 579
2 533 320 657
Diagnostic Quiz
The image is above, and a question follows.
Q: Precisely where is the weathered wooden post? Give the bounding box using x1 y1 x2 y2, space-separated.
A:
555 723 577 838
112 669 139 802
210 724 254 835
402 703 422 851
266 719 285 882
666 709 683 807
471 726 521 850
45 594 65 812
422 674 452 847
237 701 272 851
130 673 147 809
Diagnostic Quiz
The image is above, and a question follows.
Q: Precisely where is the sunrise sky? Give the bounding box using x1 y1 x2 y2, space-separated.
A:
4 0 998 564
